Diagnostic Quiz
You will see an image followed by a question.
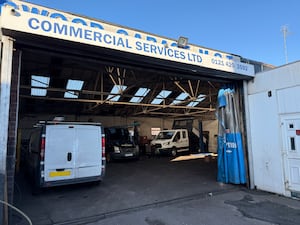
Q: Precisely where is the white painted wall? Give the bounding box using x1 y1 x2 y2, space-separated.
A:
247 61 300 196
203 120 218 153
19 114 172 140
19 114 218 151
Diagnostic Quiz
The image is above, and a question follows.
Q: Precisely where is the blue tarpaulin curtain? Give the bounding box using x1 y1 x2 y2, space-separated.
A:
216 88 246 184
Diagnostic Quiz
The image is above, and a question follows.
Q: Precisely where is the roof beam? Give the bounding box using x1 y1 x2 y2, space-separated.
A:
20 95 215 111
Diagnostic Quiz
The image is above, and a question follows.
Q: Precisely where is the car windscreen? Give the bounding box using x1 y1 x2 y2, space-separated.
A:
105 128 131 143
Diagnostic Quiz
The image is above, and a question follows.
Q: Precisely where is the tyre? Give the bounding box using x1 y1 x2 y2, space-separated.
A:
171 147 177 157
32 184 42 195
106 153 112 163
31 170 42 195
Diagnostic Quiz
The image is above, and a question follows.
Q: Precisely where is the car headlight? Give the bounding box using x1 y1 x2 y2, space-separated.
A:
114 146 120 153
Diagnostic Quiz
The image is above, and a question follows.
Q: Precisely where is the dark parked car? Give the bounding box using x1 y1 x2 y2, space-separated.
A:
104 126 139 162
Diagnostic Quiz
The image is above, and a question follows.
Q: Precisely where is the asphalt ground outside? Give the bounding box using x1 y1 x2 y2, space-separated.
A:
11 154 300 225
85 188 300 225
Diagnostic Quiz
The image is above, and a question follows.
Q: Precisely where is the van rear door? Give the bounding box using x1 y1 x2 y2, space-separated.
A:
75 125 102 178
44 125 76 182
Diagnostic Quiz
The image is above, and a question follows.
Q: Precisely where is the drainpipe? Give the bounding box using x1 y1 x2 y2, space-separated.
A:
243 80 255 189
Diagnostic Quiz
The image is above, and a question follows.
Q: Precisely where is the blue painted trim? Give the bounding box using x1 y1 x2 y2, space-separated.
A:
0 0 17 15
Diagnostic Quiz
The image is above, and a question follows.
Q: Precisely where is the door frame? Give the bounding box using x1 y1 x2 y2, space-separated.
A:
280 113 300 196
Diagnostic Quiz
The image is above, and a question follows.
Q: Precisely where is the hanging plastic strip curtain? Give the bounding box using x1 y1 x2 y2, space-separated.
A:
216 88 246 184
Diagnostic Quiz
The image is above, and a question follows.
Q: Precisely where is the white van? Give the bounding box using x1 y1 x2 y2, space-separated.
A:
150 129 189 156
26 121 105 192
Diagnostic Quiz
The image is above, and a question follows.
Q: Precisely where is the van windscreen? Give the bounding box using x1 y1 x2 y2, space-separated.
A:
156 131 175 140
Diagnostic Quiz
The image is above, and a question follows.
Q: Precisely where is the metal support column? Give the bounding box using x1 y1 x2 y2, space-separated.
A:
0 35 14 225
243 80 255 189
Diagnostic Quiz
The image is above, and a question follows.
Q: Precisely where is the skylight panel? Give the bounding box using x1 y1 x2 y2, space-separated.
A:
31 75 50 96
107 85 127 102
151 90 172 105
64 79 84 98
66 79 84 90
171 92 189 105
130 88 150 103
187 94 206 107
64 91 79 98
31 88 47 96
31 75 50 87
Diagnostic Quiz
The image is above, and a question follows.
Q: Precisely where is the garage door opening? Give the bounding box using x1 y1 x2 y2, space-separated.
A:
9 44 248 223
17 46 230 161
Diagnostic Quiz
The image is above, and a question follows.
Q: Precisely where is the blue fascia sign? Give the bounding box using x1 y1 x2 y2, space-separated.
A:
0 0 255 76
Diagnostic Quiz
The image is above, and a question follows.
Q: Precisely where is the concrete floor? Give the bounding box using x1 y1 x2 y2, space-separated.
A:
11 155 300 225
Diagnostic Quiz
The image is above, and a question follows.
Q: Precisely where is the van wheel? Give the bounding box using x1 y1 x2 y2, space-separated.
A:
171 148 177 157
106 153 112 163
93 180 101 186
31 179 42 195
31 168 42 195
32 185 42 195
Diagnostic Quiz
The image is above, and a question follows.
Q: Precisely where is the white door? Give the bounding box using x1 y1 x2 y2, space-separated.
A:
281 115 300 193
177 130 189 152
44 125 76 181
75 125 102 178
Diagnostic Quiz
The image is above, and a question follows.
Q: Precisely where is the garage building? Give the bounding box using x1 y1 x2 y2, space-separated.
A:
0 0 273 223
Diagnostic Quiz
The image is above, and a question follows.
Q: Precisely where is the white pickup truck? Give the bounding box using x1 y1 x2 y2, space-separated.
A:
150 129 189 157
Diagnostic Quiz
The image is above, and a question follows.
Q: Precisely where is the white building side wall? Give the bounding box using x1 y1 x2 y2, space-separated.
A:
247 61 300 196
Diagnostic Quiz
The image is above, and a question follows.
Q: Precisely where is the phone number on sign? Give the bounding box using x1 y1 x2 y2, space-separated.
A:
211 58 248 71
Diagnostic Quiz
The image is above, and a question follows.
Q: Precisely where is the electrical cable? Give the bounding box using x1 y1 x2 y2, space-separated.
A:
0 199 33 225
